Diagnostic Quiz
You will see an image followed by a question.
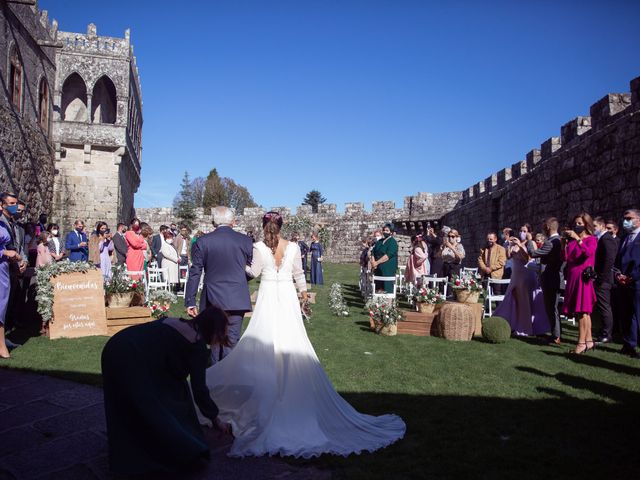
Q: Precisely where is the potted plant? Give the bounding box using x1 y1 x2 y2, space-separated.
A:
414 286 445 313
364 298 404 336
148 289 178 308
449 274 483 304
105 265 144 308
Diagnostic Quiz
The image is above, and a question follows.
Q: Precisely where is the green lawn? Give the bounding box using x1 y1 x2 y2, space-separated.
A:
3 264 640 479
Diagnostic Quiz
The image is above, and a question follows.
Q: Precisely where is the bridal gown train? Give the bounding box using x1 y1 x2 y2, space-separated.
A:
197 241 406 458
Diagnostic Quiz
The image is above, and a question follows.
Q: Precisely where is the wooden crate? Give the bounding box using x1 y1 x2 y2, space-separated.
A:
106 307 153 336
397 310 439 337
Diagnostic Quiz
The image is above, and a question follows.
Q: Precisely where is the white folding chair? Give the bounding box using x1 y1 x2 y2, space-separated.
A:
371 275 397 302
422 275 448 298
461 267 479 279
396 266 407 294
484 278 510 317
177 265 189 298
147 266 169 291
557 278 574 325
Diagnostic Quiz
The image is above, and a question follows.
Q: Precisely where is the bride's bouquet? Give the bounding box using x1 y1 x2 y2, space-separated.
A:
300 298 313 322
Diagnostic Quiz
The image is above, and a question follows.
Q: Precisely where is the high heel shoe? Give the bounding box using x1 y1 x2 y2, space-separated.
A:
569 342 588 355
585 340 596 351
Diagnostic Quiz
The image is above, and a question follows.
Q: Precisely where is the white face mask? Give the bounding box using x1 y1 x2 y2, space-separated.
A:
375 235 382 241
51 230 58 236
166 239 174 244
519 232 527 241
455 237 461 244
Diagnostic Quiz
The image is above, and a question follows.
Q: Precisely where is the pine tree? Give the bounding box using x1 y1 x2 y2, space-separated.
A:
302 190 327 213
175 171 197 229
202 168 226 214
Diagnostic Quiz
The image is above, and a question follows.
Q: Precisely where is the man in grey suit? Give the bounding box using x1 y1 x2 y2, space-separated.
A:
185 206 253 364
112 223 128 265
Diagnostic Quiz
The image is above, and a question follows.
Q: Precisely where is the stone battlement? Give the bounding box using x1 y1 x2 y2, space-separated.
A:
460 78 639 206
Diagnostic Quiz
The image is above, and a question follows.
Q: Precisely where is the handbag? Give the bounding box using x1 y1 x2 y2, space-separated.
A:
582 266 597 283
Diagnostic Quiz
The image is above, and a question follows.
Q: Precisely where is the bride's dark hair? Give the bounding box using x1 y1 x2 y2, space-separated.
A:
262 211 283 254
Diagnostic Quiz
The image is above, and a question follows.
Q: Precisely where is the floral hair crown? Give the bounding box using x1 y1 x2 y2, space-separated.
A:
262 211 283 228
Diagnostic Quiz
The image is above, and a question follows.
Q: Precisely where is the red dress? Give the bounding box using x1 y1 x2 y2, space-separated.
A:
562 236 597 315
125 231 147 280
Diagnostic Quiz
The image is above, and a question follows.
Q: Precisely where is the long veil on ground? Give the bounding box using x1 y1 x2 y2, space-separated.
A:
196 241 405 458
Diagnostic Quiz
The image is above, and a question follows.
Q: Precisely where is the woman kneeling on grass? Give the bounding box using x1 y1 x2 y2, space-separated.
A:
101 306 231 476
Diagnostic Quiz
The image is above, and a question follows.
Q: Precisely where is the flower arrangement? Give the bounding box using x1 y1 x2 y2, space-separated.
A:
35 260 97 324
364 298 404 328
300 299 313 322
328 283 350 317
448 274 483 292
149 303 170 319
414 286 445 305
148 289 178 305
104 265 144 295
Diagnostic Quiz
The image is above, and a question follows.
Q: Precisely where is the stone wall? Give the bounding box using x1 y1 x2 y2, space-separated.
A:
136 192 462 264
443 76 640 269
0 2 57 217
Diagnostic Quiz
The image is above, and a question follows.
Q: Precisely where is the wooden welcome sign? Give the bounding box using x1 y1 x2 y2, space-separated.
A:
49 270 108 339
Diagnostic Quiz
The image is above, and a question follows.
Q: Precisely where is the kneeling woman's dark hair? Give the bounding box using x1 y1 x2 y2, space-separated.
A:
186 306 230 347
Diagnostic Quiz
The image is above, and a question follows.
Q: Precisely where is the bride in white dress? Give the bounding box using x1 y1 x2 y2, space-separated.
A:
197 211 405 458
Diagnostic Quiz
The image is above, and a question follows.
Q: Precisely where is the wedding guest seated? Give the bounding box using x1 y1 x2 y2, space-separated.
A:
404 234 429 286
47 224 65 262
101 306 231 476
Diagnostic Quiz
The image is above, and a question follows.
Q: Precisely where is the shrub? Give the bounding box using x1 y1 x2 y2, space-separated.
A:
482 316 511 343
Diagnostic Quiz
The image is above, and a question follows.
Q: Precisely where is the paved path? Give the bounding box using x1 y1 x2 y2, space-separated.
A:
0 369 330 480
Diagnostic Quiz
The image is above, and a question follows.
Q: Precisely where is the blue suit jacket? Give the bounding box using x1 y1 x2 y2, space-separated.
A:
65 230 89 262
616 232 640 287
185 226 253 312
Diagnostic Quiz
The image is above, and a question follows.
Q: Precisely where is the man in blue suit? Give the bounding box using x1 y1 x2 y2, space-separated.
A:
185 206 253 364
615 209 640 359
64 220 89 262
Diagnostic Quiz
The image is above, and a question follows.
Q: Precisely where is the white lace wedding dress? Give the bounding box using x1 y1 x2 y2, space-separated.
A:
197 240 406 458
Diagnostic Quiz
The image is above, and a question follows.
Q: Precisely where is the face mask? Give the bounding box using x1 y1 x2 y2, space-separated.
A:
76 227 84 233
594 227 603 238
623 219 635 232
486 241 494 248
383 232 391 238
455 237 461 244
5 205 18 215
573 225 585 235
166 239 173 244
132 225 140 232
519 232 527 241
51 229 58 236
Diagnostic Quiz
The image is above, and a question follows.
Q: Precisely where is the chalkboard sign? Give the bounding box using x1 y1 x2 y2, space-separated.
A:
49 270 108 339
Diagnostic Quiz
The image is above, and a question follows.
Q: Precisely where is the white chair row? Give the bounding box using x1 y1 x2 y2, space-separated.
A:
484 278 510 317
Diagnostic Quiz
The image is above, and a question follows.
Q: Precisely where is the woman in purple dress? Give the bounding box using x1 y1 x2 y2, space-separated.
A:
99 224 115 281
562 213 598 354
494 237 549 336
0 224 21 359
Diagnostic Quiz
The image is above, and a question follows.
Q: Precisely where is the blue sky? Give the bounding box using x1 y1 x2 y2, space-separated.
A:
41 0 640 212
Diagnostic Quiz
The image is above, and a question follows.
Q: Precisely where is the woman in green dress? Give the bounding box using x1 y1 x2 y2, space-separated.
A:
101 306 231 476
371 223 399 293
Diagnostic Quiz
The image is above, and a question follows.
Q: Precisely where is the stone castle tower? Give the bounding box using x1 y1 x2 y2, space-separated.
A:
52 22 142 230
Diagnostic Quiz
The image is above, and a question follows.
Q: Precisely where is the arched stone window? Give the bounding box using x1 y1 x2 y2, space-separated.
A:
91 75 117 124
38 77 50 135
61 72 88 122
8 45 23 112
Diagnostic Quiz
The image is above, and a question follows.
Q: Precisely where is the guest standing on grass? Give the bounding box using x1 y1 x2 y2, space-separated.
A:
125 218 146 279
0 223 21 359
101 306 231 476
562 213 598 355
47 224 65 262
99 226 115 281
593 216 618 344
371 223 398 293
161 230 180 290
35 233 52 267
405 234 429 285
112 223 128 266
64 220 88 262
310 232 324 285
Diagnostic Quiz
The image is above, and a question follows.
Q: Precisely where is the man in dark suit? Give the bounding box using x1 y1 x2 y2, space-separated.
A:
593 217 619 344
64 220 89 262
112 223 128 265
292 234 309 274
615 209 640 359
185 206 253 364
150 225 168 265
528 217 563 344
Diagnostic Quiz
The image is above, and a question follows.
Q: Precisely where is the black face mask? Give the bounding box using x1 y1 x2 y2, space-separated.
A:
574 225 585 235
486 241 494 248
